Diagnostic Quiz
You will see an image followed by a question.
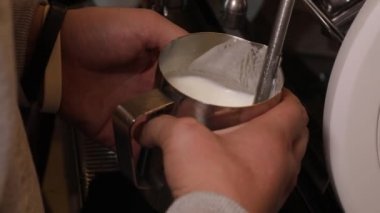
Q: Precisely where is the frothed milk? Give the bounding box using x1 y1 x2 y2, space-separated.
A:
168 75 255 107
162 38 272 107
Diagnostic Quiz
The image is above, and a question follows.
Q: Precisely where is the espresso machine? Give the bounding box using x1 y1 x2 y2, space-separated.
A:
40 0 380 212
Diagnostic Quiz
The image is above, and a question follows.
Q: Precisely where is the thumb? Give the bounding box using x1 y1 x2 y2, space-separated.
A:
139 115 217 152
138 115 178 149
139 115 230 198
139 115 224 175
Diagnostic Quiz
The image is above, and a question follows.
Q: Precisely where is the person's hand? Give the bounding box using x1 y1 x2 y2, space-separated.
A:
59 7 187 147
140 90 309 213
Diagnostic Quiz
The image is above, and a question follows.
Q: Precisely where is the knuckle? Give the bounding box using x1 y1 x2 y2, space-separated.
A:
299 105 309 125
285 91 309 125
293 101 309 125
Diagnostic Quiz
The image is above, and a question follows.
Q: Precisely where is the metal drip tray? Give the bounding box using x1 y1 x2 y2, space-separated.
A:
74 132 119 197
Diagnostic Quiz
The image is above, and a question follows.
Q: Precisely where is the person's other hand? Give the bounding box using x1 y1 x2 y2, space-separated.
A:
140 90 309 213
59 8 187 147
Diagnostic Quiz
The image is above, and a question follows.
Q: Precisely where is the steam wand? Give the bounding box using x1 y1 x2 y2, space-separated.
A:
254 0 295 103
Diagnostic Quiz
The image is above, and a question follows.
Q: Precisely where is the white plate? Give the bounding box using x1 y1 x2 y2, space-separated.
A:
324 0 380 212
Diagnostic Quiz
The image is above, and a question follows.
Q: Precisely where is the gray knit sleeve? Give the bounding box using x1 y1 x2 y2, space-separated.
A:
12 0 47 77
166 192 248 213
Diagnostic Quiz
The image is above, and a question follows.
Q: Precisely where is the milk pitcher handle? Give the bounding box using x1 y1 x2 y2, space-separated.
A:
112 89 174 189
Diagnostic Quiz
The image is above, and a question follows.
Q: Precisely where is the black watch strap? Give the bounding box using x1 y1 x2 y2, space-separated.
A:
21 1 67 104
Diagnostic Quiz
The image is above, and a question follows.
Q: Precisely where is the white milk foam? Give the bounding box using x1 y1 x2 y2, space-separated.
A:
168 75 254 107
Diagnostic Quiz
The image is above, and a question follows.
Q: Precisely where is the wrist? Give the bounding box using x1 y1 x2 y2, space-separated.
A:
41 32 62 113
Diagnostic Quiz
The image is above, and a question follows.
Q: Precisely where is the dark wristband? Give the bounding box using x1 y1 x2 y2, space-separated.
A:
21 2 67 104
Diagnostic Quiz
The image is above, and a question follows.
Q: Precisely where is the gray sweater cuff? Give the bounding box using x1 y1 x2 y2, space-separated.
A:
166 192 248 213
